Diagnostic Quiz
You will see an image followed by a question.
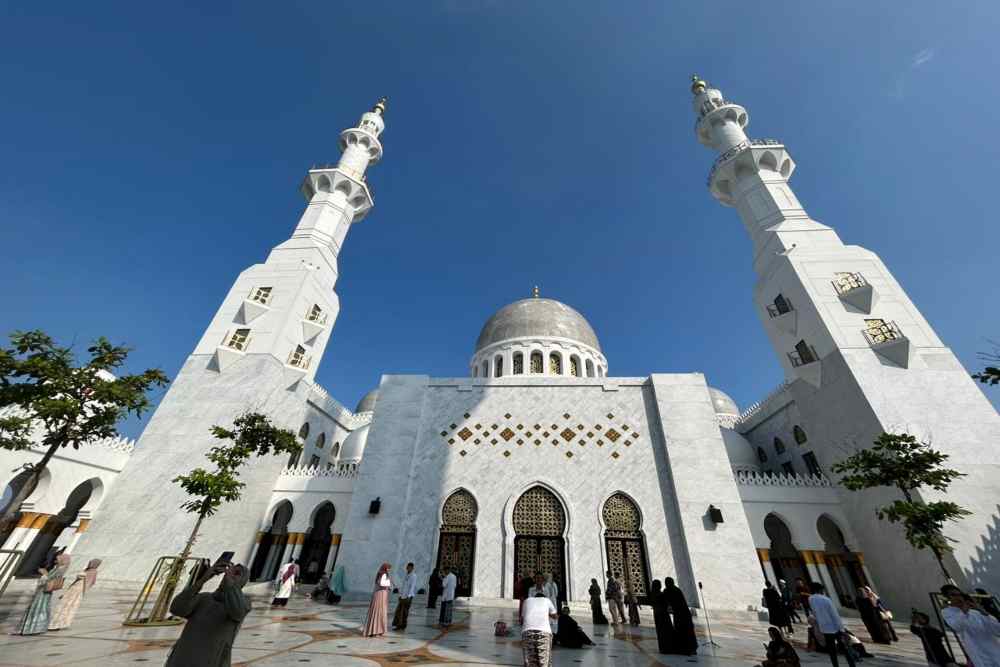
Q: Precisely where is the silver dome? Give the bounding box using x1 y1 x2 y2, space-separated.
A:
355 389 379 413
475 298 601 353
708 387 740 416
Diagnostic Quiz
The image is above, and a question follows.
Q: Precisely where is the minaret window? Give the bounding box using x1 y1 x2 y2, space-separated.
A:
530 352 543 374
773 437 786 455
513 353 524 375
585 360 595 377
332 442 340 459
767 294 793 318
789 340 818 367
288 345 310 369
802 451 823 477
549 353 562 375
793 425 808 444
226 328 251 351
781 462 795 475
315 433 326 450
832 272 867 295
306 304 326 324
494 356 503 377
756 447 768 463
863 319 902 345
569 356 580 377
309 455 321 468
250 286 273 305
298 423 310 440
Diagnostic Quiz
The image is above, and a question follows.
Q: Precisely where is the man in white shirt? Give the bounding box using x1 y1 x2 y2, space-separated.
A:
392 562 418 631
521 590 558 667
439 565 458 627
808 582 856 667
940 584 1000 667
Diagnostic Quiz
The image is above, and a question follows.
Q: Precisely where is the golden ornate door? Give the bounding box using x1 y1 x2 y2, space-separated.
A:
513 486 567 604
602 493 650 602
435 490 477 597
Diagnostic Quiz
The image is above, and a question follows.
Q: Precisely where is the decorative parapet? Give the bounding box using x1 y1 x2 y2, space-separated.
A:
716 414 739 429
279 464 359 479
707 138 783 186
306 382 372 429
735 470 832 488
0 406 136 456
733 381 791 431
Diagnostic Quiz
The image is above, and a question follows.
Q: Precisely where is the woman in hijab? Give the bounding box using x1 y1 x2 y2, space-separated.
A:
13 553 71 635
649 580 675 653
329 565 346 604
855 586 891 643
165 562 252 667
763 581 792 635
49 558 101 630
271 559 299 607
588 578 608 624
863 585 899 641
663 577 698 655
554 606 595 648
427 567 443 609
760 625 801 667
362 562 392 637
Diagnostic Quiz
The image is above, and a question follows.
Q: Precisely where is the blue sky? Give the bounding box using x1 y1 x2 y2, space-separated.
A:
2 2 998 438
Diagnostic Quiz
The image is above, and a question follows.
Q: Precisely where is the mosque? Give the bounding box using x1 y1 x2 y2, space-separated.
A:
2 79 999 617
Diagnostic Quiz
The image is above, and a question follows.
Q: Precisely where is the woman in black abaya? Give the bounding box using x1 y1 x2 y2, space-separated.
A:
663 577 698 655
649 580 676 653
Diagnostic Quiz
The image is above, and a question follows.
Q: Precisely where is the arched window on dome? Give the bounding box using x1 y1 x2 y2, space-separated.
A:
472 366 478 378
315 433 326 450
585 359 595 377
530 352 543 374
756 446 768 463
331 442 340 459
482 361 488 378
494 355 503 377
549 353 562 375
793 425 808 444
298 423 310 440
569 355 580 377
773 437 785 455
513 352 524 375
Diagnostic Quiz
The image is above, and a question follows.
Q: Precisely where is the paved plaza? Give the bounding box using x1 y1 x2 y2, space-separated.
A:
0 581 935 667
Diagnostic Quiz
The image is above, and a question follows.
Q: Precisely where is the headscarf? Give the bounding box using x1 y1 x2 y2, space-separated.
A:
52 553 71 578
83 558 102 589
331 566 347 595
280 560 296 584
862 585 878 602
375 562 390 586
213 564 252 620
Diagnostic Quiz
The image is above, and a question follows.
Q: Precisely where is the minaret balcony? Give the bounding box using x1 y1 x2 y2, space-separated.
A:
695 102 748 146
302 306 328 343
299 167 374 222
707 139 793 206
766 297 797 336
832 272 877 313
862 320 910 368
787 342 822 388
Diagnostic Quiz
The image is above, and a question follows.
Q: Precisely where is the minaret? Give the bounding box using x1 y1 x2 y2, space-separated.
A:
691 76 1000 612
72 100 388 581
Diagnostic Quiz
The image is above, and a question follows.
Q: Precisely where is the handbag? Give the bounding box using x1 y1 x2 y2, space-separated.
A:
879 609 893 621
45 576 65 593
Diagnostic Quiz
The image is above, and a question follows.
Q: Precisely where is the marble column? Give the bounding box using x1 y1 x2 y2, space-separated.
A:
757 548 778 586
324 534 342 574
246 531 264 569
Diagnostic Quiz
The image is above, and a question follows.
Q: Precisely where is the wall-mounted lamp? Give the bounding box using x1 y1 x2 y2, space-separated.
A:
369 497 381 515
708 504 724 524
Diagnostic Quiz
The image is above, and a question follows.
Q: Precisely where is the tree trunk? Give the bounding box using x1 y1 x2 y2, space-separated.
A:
0 439 64 537
930 545 955 584
148 507 209 622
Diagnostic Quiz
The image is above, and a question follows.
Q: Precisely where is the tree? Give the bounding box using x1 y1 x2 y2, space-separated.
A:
831 432 970 581
0 330 168 532
141 412 299 623
172 412 300 561
972 340 1000 386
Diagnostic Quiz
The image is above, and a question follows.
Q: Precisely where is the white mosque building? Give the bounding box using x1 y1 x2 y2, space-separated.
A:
3 79 999 617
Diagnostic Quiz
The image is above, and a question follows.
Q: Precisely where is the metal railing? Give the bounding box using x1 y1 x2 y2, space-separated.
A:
863 320 904 346
766 298 794 319
832 272 868 295
788 344 819 368
707 138 783 185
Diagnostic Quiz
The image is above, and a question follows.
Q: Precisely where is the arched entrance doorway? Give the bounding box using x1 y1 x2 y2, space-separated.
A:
300 502 335 584
603 493 651 603
250 501 293 582
0 469 40 548
435 490 477 598
513 486 567 605
818 515 867 609
764 513 810 586
17 479 94 577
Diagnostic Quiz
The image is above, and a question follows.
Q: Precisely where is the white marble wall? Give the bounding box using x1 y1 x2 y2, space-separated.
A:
337 373 762 610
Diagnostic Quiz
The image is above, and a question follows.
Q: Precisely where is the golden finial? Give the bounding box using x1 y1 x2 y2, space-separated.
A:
532 286 540 298
691 75 707 95
372 96 387 116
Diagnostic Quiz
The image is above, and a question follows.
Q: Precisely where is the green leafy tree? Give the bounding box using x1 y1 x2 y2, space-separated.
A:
172 412 300 560
831 432 970 581
0 330 168 532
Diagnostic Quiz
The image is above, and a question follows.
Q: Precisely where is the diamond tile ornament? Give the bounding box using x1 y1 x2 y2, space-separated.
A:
607 413 615 419
516 424 524 430
517 439 524 445
595 424 602 430
491 424 498 430
448 438 455 444
624 440 632 447
606 428 621 442
500 427 515 441
525 431 533 437
565 451 574 458
550 424 558 430
560 428 576 442
459 450 467 457
533 424 541 430
450 423 457 430
577 424 584 430
440 431 448 437
611 452 620 459
475 423 482 430
474 438 481 444
597 440 605 446
563 413 571 419
490 439 497 445
458 427 473 441
504 413 512 419
543 431 550 438
534 440 541 446
587 432 594 438
503 451 511 458
552 440 559 445
622 425 630 431
464 413 470 419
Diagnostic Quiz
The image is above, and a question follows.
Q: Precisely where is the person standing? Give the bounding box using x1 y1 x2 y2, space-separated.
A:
649 580 676 653
663 577 697 655
863 585 898 642
780 579 801 624
271 559 299 607
165 562 252 667
392 562 417 630
588 578 608 624
605 570 624 624
542 573 559 611
795 578 811 614
521 591 558 667
764 580 793 635
626 584 641 626
362 563 392 637
439 565 458 627
427 567 443 609
940 584 1000 667
13 553 70 635
909 610 955 666
808 582 857 667
855 586 891 643
49 558 101 630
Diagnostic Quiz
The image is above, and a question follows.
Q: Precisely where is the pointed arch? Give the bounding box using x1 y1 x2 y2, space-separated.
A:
435 489 478 597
